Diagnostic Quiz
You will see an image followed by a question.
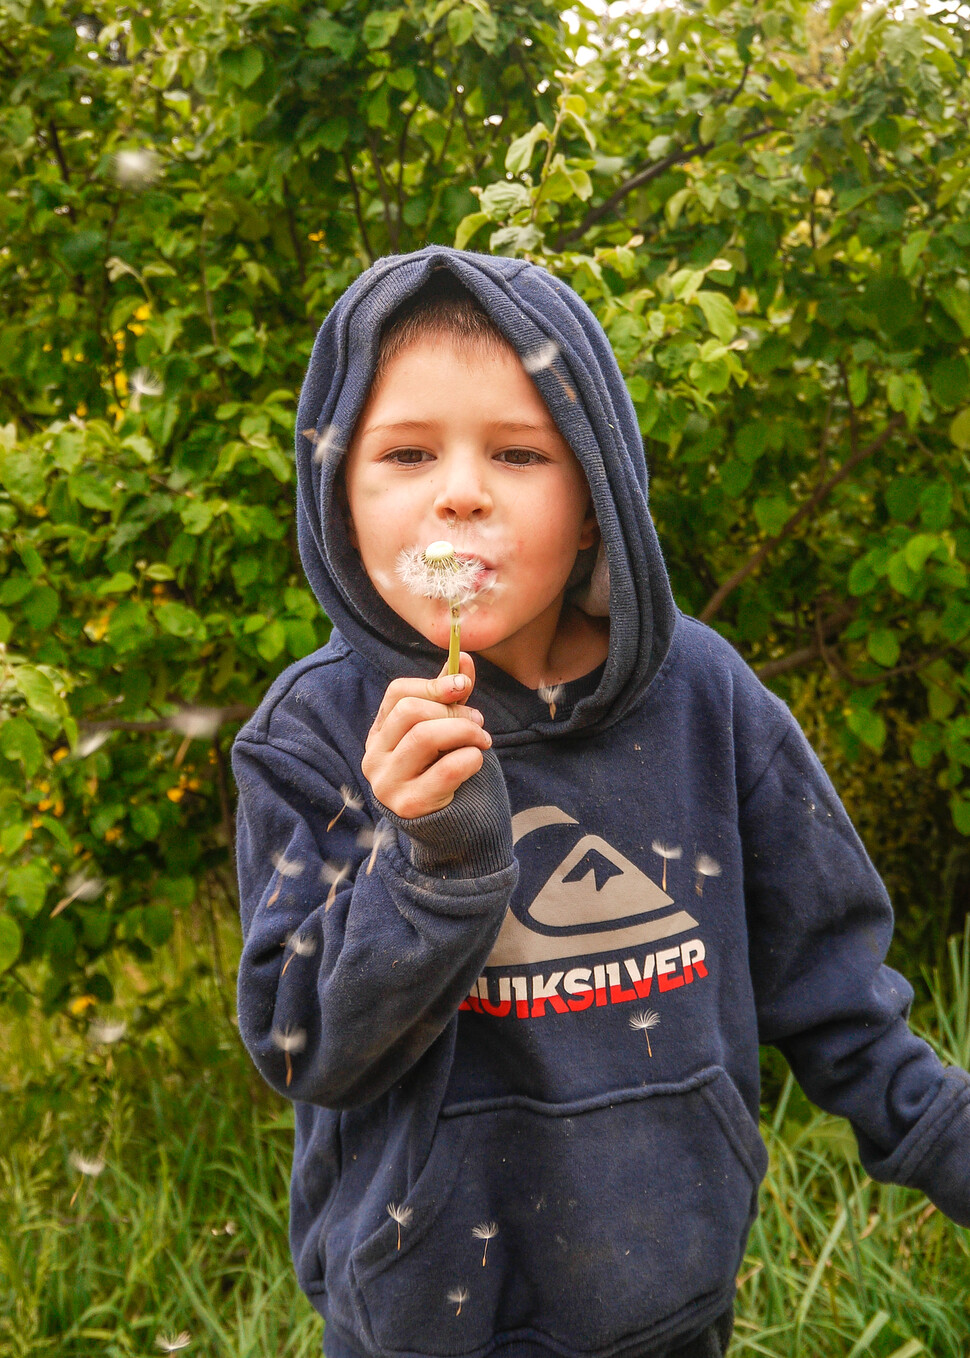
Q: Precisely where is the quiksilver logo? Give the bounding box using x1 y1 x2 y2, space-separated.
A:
484 805 700 967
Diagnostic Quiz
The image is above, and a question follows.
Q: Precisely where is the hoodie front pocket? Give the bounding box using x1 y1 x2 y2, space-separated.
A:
351 1066 767 1358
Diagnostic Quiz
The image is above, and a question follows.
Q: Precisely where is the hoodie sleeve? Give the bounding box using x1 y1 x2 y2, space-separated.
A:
231 735 518 1110
740 714 970 1227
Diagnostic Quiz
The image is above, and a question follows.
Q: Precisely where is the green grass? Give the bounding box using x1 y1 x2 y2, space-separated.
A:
1 911 969 1356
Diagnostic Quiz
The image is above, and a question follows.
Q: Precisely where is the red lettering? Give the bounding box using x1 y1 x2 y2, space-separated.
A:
606 961 637 1004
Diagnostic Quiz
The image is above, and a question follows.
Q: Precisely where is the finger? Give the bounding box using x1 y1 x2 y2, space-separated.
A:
390 715 492 784
373 669 471 734
393 747 487 819
373 696 485 755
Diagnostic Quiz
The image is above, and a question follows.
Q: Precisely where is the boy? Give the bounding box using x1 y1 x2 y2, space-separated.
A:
231 248 970 1358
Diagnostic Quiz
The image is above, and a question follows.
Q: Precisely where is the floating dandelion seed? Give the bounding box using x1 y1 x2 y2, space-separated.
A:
447 1286 470 1316
537 682 564 721
629 1009 660 1057
396 541 486 676
88 1018 127 1045
472 1221 498 1265
304 424 341 465
169 706 221 739
356 823 395 875
69 1151 106 1177
74 729 111 758
281 930 317 978
320 859 352 909
522 340 559 375
128 366 164 412
154 1333 191 1353
267 851 304 905
113 148 161 187
209 1219 237 1236
271 1025 306 1086
327 784 365 831
651 841 682 893
387 1201 413 1250
694 853 721 896
51 871 105 918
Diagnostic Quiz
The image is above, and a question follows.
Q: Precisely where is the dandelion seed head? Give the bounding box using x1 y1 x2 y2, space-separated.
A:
651 841 683 860
129 367 164 398
69 1151 106 1176
387 1202 413 1226
537 683 564 706
307 424 341 465
695 853 721 878
395 544 484 605
447 1286 470 1304
472 1221 498 1240
338 784 364 813
271 1025 306 1054
522 339 559 375
154 1332 191 1353
629 1009 661 1032
271 851 305 878
113 148 161 187
169 706 221 739
88 1018 127 1045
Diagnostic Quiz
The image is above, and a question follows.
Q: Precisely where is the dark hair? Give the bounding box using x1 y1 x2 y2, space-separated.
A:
373 269 515 383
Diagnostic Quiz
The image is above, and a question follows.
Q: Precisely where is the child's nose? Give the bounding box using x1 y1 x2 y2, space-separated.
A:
432 463 493 521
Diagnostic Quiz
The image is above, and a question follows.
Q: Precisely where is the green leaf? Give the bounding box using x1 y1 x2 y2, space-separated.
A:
920 481 952 530
900 230 931 277
447 6 475 45
845 705 886 753
256 619 286 661
221 47 264 89
848 555 879 596
479 181 531 219
885 475 922 521
938 283 970 338
362 9 403 48
0 914 22 974
0 449 46 506
929 355 969 411
97 571 137 595
753 496 791 535
0 717 44 777
306 14 355 57
130 804 161 840
903 533 944 573
7 860 52 917
454 211 490 251
693 291 738 343
949 408 970 450
867 628 900 668
887 551 918 597
951 794 970 836
13 666 65 720
720 459 753 497
155 602 206 640
68 474 114 511
285 618 319 658
23 586 58 630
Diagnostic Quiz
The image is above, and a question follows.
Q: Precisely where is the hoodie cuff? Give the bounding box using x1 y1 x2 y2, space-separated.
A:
375 750 514 880
859 1067 970 1227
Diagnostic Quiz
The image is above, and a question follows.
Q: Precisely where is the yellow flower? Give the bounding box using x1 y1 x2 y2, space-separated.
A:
68 995 97 1016
166 787 184 803
104 826 123 842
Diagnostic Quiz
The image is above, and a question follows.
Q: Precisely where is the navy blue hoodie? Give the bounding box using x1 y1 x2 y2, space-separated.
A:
232 247 970 1358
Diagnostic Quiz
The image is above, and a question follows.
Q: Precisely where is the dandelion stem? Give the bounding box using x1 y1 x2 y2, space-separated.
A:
448 597 461 677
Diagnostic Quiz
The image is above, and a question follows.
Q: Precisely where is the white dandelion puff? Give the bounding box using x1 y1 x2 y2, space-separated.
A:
271 1025 306 1086
522 340 559 374
88 1018 127 1045
327 784 365 831
209 1219 237 1235
130 366 164 398
472 1221 498 1265
154 1333 191 1353
280 930 317 978
629 1009 660 1057
69 1151 106 1177
447 1286 470 1316
395 542 484 605
305 424 341 465
113 148 161 187
320 859 352 909
387 1201 413 1249
651 841 682 893
271 852 305 878
537 682 564 720
169 706 221 739
74 729 111 757
694 853 721 896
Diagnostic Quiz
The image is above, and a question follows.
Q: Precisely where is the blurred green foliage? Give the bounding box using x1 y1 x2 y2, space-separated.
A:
1 0 969 1006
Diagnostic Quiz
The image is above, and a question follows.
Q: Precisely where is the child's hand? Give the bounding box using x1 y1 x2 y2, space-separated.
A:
361 652 492 820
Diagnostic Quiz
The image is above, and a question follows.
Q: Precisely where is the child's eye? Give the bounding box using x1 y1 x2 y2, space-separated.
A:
384 448 428 465
499 448 546 465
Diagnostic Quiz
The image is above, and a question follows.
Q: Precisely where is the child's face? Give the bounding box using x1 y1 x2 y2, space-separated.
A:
340 336 599 679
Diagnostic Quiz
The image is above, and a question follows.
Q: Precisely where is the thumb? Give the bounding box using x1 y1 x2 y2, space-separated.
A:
437 651 476 703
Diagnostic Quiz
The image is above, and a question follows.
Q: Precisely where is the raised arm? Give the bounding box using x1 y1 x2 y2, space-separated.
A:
231 725 517 1109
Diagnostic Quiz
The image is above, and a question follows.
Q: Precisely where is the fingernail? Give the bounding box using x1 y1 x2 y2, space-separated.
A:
484 733 492 745
452 675 468 690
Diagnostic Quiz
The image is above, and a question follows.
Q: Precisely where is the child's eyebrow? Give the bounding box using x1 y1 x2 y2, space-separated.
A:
361 418 559 437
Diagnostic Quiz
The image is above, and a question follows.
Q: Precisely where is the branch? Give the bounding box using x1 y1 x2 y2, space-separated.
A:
699 413 907 624
753 602 855 680
555 124 772 249
365 131 398 251
342 149 375 264
282 175 307 289
77 703 254 736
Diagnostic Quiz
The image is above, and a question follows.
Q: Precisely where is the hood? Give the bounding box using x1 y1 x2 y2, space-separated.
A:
294 246 677 743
